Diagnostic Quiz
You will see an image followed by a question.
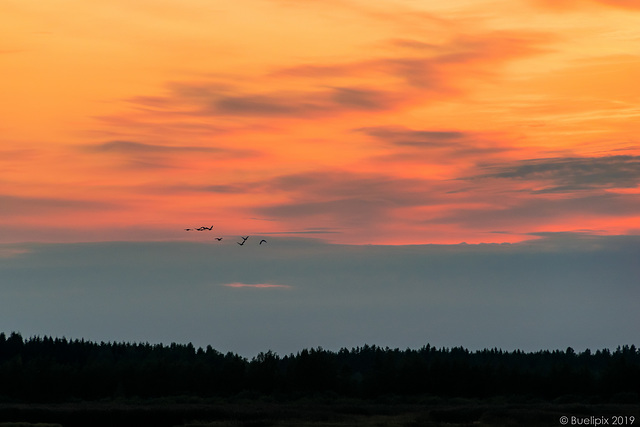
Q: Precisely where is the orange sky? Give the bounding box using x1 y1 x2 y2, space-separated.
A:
2 0 640 244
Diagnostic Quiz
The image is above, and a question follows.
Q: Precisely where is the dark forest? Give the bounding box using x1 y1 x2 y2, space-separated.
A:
1 332 638 403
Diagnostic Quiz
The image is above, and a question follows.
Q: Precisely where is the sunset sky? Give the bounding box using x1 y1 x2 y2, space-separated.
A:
2 0 639 355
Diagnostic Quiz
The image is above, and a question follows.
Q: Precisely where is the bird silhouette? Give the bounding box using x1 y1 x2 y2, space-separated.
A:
241 236 249 241
237 240 245 246
259 239 267 245
215 237 223 241
186 225 213 231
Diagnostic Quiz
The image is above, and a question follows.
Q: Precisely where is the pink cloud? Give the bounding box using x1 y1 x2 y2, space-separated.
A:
0 246 30 258
223 283 292 289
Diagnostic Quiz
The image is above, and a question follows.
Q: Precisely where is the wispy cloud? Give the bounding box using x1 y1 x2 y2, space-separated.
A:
189 169 448 236
0 195 113 216
476 155 640 193
213 93 322 117
86 141 223 154
0 245 30 258
273 30 553 90
202 184 256 194
248 170 451 235
358 125 503 153
531 0 640 10
223 282 291 289
357 125 510 169
428 193 640 230
114 28 554 127
201 169 442 203
152 85 398 119
262 228 340 235
79 140 258 171
267 170 442 205
358 126 468 147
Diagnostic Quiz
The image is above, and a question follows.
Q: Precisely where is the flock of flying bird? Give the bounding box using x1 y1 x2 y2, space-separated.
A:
184 225 267 246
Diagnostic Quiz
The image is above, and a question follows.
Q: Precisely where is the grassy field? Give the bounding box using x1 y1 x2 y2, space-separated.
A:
1 398 638 427
0 423 63 427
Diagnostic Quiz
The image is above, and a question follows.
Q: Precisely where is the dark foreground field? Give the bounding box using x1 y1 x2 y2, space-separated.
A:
0 398 639 427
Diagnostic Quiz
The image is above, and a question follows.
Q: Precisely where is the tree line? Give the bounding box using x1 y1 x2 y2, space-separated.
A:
1 332 638 402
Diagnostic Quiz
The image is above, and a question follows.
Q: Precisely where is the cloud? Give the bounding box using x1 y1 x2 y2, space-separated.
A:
187 86 396 118
0 245 30 258
357 126 509 165
80 140 257 171
330 87 392 110
262 228 340 235
531 0 640 10
247 170 446 230
358 126 469 148
476 155 640 192
276 30 553 86
429 193 640 230
86 140 223 154
191 169 445 231
264 170 436 204
223 283 291 289
213 94 318 116
257 198 388 226
94 112 228 140
394 30 553 88
117 29 554 125
202 184 256 194
201 169 441 206
0 195 113 216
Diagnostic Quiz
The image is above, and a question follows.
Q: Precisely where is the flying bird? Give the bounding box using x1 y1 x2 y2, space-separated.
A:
237 240 245 246
259 239 267 245
215 237 223 241
241 236 249 241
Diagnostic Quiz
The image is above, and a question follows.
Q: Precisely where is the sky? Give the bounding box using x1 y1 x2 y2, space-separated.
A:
1 0 639 356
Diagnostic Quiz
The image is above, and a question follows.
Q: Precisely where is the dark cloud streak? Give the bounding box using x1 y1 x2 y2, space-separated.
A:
358 126 508 162
202 86 395 117
429 193 640 229
86 140 223 154
359 126 468 147
477 155 640 192
213 94 319 116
